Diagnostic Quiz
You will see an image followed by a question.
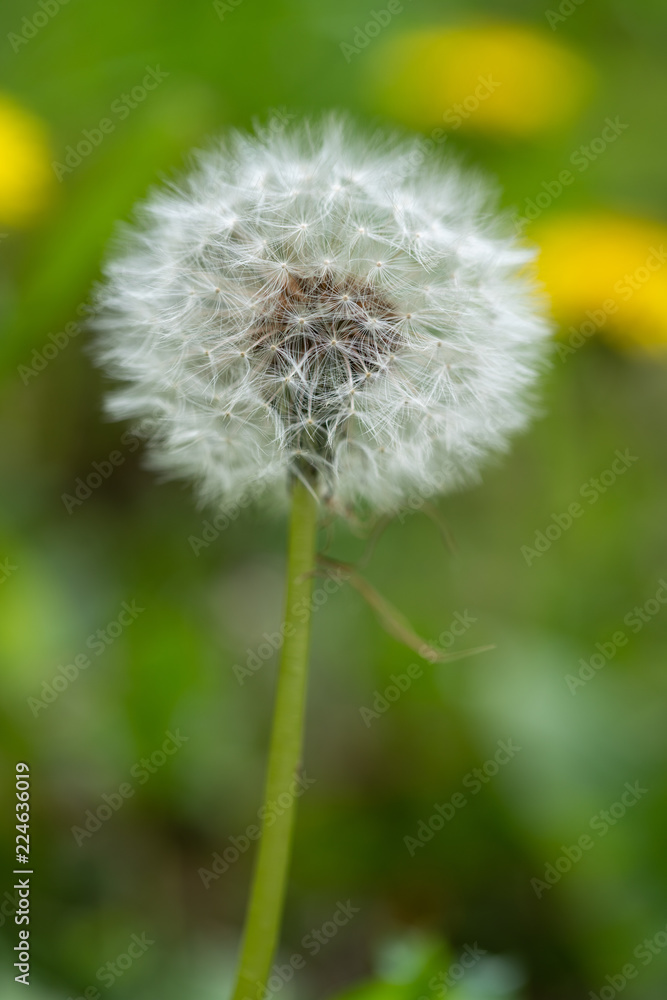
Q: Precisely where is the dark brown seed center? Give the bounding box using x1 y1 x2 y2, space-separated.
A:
248 273 402 456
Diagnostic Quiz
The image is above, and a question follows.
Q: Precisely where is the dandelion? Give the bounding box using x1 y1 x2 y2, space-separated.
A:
0 94 53 227
95 117 549 515
368 24 593 138
93 116 550 999
535 212 667 353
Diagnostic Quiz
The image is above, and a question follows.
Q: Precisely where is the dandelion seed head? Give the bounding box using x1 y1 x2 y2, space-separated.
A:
93 115 551 514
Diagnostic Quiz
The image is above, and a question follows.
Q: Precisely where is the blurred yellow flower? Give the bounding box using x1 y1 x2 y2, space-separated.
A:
535 214 667 353
0 94 53 227
370 23 593 138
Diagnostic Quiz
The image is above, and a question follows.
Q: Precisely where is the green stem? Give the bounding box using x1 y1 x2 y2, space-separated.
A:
230 476 319 1000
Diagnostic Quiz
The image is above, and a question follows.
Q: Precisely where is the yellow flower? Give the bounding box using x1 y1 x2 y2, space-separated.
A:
0 94 53 227
370 23 593 138
535 214 667 352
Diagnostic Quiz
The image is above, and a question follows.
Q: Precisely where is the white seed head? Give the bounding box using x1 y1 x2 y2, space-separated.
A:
93 116 551 515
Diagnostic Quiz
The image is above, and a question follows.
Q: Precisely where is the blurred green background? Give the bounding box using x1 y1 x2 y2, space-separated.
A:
1 0 666 998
